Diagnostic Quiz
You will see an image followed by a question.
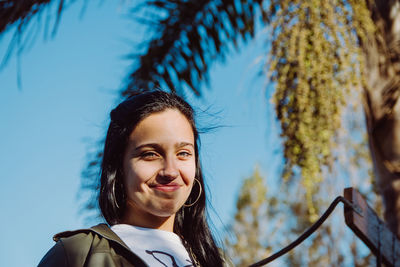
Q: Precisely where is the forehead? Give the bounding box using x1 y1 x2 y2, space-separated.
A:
128 109 194 143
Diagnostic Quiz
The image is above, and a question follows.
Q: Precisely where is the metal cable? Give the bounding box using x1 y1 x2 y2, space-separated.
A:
377 222 382 267
248 196 361 267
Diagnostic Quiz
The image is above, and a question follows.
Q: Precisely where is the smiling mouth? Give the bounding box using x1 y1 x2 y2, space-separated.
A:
150 184 181 192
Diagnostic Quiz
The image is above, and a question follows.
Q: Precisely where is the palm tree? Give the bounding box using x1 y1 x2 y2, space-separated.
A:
1 0 400 238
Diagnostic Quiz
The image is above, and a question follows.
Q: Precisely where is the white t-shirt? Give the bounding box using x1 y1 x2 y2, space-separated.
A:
111 224 194 267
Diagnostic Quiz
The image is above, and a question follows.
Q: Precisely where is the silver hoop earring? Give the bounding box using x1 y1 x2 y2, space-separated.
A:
184 178 202 207
112 179 120 209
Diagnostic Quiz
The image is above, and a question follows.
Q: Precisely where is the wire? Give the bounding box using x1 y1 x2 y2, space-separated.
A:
248 196 361 267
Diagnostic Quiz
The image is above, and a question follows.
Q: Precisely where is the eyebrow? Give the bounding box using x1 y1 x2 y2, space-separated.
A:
134 142 194 151
176 142 195 149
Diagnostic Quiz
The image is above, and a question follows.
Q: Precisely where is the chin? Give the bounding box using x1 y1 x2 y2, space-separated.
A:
153 203 183 217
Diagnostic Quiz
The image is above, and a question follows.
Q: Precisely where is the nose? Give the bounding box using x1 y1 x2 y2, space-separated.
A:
159 157 179 181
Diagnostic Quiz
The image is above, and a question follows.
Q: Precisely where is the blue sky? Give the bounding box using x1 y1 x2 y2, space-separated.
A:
0 2 283 266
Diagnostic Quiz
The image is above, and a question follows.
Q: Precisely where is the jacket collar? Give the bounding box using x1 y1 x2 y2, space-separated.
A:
53 223 148 266
53 223 131 251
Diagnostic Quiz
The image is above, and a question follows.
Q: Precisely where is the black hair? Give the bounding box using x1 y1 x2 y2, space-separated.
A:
99 90 223 266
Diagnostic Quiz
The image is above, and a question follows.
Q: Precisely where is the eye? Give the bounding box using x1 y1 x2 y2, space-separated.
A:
140 151 160 160
177 151 192 159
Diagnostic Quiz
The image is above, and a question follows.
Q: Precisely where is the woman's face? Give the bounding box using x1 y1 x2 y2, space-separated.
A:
122 108 196 229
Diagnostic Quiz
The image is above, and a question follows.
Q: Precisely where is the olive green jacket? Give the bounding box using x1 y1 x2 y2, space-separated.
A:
38 224 148 267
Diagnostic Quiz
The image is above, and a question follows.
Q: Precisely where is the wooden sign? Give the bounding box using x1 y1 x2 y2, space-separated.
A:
344 187 400 267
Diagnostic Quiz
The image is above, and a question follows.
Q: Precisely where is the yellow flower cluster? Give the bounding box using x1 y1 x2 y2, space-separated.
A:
265 0 375 221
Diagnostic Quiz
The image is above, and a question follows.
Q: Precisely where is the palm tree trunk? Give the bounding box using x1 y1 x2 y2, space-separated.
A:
362 0 400 238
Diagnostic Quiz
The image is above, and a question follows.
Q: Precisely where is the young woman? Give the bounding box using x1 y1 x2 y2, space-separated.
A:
39 90 225 267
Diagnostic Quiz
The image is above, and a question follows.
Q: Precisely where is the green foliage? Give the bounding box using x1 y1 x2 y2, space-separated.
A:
265 0 375 220
225 167 275 266
225 164 378 266
226 101 379 265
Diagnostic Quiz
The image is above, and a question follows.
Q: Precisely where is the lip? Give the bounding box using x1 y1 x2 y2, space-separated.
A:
150 183 181 192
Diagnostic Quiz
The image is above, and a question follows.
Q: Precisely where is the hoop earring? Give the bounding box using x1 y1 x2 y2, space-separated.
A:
184 178 202 207
112 180 120 209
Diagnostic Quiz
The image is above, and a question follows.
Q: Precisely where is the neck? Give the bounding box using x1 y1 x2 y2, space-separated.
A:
120 209 176 232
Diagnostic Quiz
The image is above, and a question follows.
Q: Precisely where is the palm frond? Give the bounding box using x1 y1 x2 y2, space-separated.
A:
0 0 72 67
124 0 264 96
0 0 53 34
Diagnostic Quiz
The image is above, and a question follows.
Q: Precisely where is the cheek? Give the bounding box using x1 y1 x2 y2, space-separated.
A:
124 161 159 186
181 161 197 184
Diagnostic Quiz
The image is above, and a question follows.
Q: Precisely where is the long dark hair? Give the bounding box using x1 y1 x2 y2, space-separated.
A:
99 90 223 266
